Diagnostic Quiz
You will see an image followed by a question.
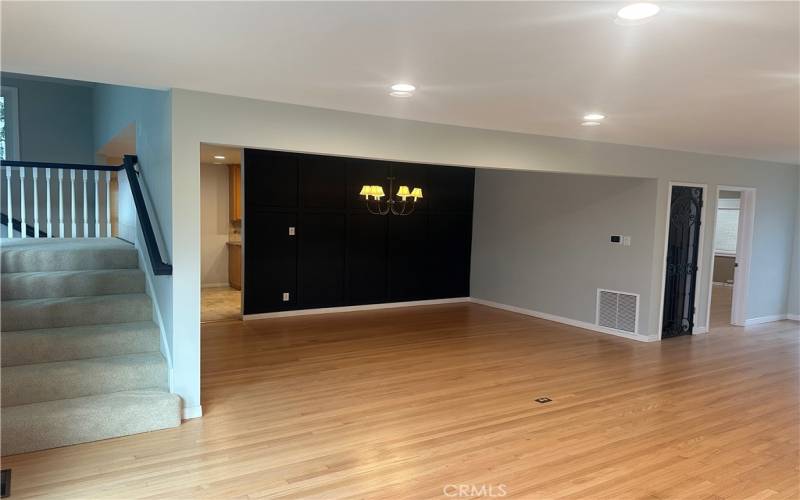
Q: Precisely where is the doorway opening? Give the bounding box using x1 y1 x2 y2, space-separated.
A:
660 183 706 339
705 186 756 329
200 144 243 323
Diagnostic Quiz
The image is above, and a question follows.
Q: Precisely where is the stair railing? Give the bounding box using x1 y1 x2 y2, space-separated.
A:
0 155 172 275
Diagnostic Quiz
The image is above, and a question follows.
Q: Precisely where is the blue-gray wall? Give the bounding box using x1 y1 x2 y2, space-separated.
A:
471 170 658 336
788 174 800 318
1 73 94 163
93 84 174 375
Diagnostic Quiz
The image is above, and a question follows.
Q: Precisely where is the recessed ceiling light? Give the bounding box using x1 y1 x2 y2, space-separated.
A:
616 3 660 21
390 83 416 92
214 155 226 160
583 113 606 121
389 91 414 98
581 121 601 127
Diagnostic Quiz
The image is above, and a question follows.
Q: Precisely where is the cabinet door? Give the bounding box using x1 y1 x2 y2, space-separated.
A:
244 149 298 209
243 211 297 314
428 213 472 298
428 166 474 212
347 213 388 304
388 213 429 301
229 164 242 221
301 155 347 210
298 213 346 308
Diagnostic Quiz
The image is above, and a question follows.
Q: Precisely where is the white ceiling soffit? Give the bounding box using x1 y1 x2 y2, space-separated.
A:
2 2 798 164
200 144 242 165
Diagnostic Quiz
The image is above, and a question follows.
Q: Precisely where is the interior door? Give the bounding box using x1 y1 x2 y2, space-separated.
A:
662 185 704 338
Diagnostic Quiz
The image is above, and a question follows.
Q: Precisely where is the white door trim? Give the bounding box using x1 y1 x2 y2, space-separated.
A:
703 185 756 328
657 181 708 340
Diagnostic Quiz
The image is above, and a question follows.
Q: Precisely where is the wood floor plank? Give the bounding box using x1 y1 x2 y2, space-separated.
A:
2 303 798 499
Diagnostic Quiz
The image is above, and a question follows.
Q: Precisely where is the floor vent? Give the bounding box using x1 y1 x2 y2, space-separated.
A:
596 289 639 334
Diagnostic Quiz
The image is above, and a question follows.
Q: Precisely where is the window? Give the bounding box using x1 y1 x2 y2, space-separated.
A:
714 197 739 255
0 86 20 160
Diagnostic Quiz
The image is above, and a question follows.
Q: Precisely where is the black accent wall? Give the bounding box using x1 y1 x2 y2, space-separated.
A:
243 149 474 315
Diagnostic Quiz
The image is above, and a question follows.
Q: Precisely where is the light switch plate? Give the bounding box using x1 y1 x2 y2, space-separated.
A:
282 292 290 301
288 227 295 236
623 236 631 246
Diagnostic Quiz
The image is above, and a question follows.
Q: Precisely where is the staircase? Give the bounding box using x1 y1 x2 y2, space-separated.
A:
1 237 181 456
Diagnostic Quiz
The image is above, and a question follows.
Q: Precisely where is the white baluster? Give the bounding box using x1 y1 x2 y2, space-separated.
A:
94 170 100 238
82 170 88 237
32 168 40 238
105 171 112 237
46 168 52 238
20 167 26 238
58 169 65 237
70 170 76 238
5 166 12 238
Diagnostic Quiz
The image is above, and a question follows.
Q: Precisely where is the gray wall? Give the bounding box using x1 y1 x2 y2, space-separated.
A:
788 174 800 318
471 170 658 336
1 73 94 163
92 84 176 391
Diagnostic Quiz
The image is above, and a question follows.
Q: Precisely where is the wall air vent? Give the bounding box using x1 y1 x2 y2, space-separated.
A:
596 289 639 334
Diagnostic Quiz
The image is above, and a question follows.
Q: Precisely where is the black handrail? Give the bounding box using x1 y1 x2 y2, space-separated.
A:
0 156 172 275
122 155 172 275
0 160 123 172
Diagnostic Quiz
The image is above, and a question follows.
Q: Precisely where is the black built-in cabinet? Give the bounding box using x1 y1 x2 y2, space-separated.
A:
243 149 474 314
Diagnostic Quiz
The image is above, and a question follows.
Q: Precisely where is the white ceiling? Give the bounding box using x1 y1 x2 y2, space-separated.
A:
2 2 798 164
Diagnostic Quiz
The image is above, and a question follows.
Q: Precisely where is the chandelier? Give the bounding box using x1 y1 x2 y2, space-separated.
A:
360 177 423 216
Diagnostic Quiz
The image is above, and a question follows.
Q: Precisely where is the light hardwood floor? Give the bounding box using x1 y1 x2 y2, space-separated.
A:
710 284 734 329
3 303 798 499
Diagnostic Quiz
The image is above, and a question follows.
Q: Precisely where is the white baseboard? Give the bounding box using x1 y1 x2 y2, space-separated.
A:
744 314 788 326
788 314 800 322
469 298 656 343
182 405 203 420
243 297 470 320
202 282 230 289
693 326 708 334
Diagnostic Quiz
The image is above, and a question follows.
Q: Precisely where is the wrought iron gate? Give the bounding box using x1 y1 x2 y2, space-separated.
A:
662 185 703 338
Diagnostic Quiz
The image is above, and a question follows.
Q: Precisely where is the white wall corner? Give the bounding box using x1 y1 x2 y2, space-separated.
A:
787 314 800 322
468 297 657 342
182 405 203 420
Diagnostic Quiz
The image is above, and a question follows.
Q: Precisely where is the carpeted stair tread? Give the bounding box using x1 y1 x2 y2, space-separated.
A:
1 293 152 331
1 237 138 273
2 321 160 367
2 352 168 407
1 268 145 300
1 389 181 456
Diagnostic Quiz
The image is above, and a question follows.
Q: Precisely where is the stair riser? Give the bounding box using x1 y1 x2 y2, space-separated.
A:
1 248 138 273
2 354 169 407
1 391 181 456
2 324 160 367
1 270 145 300
1 295 152 331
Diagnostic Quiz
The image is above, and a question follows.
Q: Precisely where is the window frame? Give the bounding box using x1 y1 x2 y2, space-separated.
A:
1 85 20 161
